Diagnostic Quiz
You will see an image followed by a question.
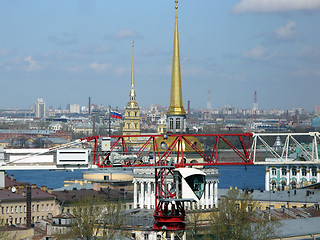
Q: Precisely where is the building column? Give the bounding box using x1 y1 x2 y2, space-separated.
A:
205 181 209 208
147 181 151 209
209 182 214 208
0 171 4 189
151 182 155 209
317 167 320 183
133 180 138 209
200 191 205 209
214 181 218 208
265 167 270 191
140 181 144 209
297 168 301 187
182 231 186 240
171 232 175 240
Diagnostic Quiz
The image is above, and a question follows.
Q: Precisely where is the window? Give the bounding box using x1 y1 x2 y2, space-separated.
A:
144 233 149 240
135 123 138 129
46 204 49 211
301 168 307 176
271 182 277 190
135 112 137 117
292 168 297 176
311 168 317 177
127 123 130 129
6 207 8 213
176 118 181 130
19 206 22 213
42 204 44 212
169 118 173 130
128 112 130 117
32 205 34 212
11 206 13 213
37 205 39 212
281 167 287 176
51 204 54 211
271 168 276 176
15 206 17 213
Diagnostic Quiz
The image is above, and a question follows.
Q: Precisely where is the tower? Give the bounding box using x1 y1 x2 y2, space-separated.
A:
207 90 212 110
35 98 46 119
166 0 187 133
253 90 258 121
122 41 141 144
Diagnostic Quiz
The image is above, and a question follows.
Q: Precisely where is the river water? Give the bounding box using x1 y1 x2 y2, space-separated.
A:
6 165 266 190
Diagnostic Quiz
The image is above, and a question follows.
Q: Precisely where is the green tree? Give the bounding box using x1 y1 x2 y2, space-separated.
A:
186 204 204 240
206 189 280 240
0 217 11 240
59 196 126 240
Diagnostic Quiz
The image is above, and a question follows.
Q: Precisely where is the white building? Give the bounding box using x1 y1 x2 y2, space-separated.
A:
133 167 219 210
70 104 80 114
35 98 46 119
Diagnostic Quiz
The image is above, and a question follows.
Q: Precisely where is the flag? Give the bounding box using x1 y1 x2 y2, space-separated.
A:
110 111 122 119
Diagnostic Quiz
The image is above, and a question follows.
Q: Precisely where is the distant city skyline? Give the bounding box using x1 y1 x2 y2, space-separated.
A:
1 1 320 111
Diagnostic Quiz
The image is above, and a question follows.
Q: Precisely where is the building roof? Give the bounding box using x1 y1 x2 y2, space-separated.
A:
53 183 93 191
53 188 133 204
219 188 320 204
0 187 55 202
275 216 320 238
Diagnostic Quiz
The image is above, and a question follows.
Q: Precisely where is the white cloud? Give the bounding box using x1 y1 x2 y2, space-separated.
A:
113 67 129 76
243 46 276 60
232 0 320 14
89 62 111 73
79 44 112 55
275 21 297 39
24 56 41 71
293 68 320 78
106 29 142 40
298 46 320 59
48 33 78 45
0 49 13 57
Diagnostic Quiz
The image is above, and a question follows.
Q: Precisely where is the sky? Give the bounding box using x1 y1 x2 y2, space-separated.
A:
1 0 320 111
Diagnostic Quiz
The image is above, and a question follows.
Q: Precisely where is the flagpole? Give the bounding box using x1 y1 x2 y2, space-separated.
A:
109 106 111 136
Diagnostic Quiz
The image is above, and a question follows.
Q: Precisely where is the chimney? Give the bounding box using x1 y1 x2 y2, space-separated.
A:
41 186 47 192
11 175 14 181
22 191 26 197
48 188 53 194
31 184 36 189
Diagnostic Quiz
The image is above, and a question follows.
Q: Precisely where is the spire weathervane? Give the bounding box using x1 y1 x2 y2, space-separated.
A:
167 0 186 116
130 40 136 101
131 40 135 89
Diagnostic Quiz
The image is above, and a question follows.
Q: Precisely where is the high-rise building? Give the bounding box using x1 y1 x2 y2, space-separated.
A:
35 98 46 119
70 104 80 114
122 41 141 144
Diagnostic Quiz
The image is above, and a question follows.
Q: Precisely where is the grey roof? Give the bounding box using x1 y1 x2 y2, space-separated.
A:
0 129 52 134
219 188 320 204
275 217 320 238
53 183 93 191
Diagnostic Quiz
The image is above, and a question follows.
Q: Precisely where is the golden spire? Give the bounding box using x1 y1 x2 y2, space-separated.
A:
167 0 186 116
131 40 135 88
130 40 136 101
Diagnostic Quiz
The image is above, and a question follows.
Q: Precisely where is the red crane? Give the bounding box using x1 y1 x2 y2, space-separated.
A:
81 132 254 232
